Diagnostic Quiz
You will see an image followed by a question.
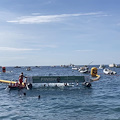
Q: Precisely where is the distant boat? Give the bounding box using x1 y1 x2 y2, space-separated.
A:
103 68 116 75
116 64 120 68
99 64 105 69
60 65 69 68
35 66 40 68
72 66 78 70
51 66 56 67
109 63 116 68
14 66 21 68
26 67 31 71
69 63 75 67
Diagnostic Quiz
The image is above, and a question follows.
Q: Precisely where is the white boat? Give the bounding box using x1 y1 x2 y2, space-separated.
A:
103 68 116 75
116 64 120 68
78 66 90 73
109 63 116 67
99 64 105 69
72 67 78 70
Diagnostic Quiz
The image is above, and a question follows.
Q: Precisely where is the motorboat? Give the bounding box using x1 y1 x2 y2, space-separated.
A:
103 68 116 75
69 63 75 67
109 63 116 68
78 66 90 73
99 64 105 69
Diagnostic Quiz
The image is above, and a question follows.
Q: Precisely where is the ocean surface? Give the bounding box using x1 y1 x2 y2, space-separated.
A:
0 65 120 120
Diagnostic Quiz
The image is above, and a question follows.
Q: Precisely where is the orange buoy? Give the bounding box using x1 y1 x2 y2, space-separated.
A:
2 67 6 72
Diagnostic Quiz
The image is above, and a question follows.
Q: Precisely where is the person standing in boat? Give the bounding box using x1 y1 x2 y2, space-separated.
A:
19 72 27 86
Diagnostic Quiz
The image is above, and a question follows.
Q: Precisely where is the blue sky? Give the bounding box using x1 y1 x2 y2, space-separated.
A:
0 0 120 66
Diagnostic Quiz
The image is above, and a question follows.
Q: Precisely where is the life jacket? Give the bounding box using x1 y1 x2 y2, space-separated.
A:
19 74 23 80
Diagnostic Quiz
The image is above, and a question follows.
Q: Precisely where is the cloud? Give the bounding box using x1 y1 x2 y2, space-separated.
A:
117 23 120 26
36 44 57 48
7 12 106 24
0 47 40 51
75 49 95 52
0 56 25 60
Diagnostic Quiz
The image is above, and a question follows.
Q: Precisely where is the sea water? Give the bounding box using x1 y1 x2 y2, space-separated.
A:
0 65 120 120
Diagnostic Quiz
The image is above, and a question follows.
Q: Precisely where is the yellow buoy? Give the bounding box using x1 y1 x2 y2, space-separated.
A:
91 67 98 77
91 67 100 81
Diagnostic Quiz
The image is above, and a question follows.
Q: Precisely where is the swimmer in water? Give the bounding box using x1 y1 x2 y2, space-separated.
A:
38 95 40 99
23 92 26 96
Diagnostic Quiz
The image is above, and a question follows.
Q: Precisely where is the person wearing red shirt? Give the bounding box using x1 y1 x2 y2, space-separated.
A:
19 72 26 86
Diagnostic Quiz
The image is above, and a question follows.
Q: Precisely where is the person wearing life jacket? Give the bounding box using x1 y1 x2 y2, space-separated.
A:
13 83 15 87
19 72 27 87
15 80 19 87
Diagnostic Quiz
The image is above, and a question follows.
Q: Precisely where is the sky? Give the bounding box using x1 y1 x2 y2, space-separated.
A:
0 0 120 66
